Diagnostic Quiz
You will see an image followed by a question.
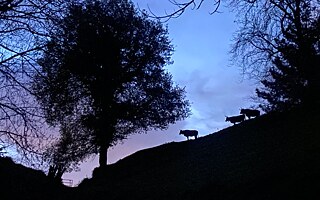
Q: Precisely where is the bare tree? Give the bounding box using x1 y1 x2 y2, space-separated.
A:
229 0 319 78
158 0 319 76
0 0 74 164
148 0 277 74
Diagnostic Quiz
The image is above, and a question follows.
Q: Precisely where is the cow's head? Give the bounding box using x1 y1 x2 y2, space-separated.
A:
240 109 245 114
179 130 183 135
225 116 229 122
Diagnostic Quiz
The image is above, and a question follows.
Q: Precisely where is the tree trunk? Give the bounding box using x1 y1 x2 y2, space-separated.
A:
99 145 108 167
47 165 57 179
48 165 64 184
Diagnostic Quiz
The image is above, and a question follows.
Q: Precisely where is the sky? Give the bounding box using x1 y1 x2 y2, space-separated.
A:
62 0 259 186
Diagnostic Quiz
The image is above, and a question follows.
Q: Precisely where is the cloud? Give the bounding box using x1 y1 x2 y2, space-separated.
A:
177 65 258 132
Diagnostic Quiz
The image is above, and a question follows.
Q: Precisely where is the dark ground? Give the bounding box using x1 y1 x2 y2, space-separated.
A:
1 107 320 199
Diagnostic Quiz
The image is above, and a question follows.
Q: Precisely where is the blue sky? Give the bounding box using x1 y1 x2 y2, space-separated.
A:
63 0 259 186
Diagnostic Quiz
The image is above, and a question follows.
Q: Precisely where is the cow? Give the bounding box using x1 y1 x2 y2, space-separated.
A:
240 108 260 119
179 130 198 140
225 114 245 125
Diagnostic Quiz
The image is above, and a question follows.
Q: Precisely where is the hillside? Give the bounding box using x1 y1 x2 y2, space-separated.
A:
0 157 73 200
78 108 320 199
1 108 320 199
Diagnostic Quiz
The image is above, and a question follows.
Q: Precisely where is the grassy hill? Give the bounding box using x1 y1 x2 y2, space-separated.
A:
77 108 320 200
2 107 320 199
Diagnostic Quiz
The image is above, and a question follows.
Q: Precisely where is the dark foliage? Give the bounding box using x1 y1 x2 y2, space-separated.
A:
33 0 190 167
44 117 97 182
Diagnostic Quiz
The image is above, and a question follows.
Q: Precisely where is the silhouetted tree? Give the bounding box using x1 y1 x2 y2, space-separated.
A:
256 58 306 112
230 0 319 78
254 2 320 112
33 0 190 167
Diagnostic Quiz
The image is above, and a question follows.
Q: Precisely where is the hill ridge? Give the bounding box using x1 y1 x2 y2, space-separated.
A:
78 108 320 199
2 108 319 199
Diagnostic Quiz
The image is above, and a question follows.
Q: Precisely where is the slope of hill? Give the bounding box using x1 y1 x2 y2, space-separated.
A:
0 157 73 200
1 108 319 199
78 108 320 199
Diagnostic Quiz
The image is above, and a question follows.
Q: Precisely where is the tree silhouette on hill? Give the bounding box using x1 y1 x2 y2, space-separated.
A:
33 0 190 168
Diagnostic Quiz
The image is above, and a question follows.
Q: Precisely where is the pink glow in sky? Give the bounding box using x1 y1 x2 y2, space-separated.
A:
62 0 259 186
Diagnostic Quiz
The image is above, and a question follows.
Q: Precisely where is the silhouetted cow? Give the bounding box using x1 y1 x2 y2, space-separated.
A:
240 108 260 119
179 130 198 140
225 114 245 125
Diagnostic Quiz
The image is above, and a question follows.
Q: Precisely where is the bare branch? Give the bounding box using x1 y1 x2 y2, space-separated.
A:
146 0 221 21
0 0 74 166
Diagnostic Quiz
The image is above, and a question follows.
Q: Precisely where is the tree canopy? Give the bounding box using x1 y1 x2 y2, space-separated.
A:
33 0 190 167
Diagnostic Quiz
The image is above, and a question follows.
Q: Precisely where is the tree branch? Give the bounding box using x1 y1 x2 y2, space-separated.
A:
147 0 221 21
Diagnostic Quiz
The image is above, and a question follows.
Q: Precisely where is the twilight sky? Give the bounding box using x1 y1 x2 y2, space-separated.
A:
63 0 259 186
